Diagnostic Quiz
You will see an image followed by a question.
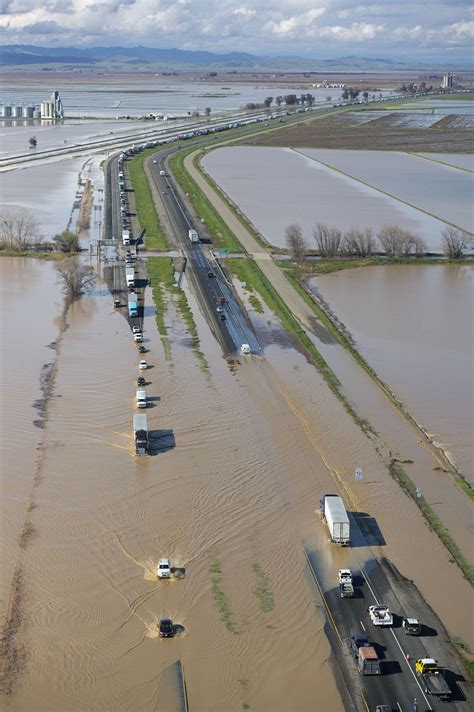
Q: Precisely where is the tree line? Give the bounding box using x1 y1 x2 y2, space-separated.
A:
286 223 469 260
0 209 81 253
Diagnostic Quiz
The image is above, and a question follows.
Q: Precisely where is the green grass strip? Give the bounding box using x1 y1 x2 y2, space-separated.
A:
389 462 474 585
251 564 274 613
226 259 265 313
147 256 203 364
128 151 168 250
279 257 473 276
227 258 373 435
209 557 237 634
450 636 474 682
169 148 242 251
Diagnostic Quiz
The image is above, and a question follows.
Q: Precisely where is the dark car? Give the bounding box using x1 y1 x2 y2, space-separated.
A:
208 271 214 278
219 313 226 321
137 377 146 386
159 618 174 638
138 346 146 353
113 299 121 308
350 634 369 657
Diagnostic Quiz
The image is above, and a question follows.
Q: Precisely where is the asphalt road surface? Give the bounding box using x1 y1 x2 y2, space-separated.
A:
147 147 260 357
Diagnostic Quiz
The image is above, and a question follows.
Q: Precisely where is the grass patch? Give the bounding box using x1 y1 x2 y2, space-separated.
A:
251 564 274 613
147 256 204 363
0 249 67 260
169 148 242 251
450 636 474 682
279 256 473 277
128 152 168 250
389 461 474 585
209 557 237 634
227 259 265 313
227 258 373 435
248 294 264 313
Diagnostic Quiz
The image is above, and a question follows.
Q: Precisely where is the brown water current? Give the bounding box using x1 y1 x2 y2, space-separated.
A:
2 256 473 710
1 270 343 711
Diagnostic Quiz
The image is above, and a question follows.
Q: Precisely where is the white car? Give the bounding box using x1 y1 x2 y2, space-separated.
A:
134 333 143 342
132 326 141 334
157 558 171 579
338 569 352 584
159 170 166 176
368 605 393 626
153 159 157 164
138 360 148 370
240 344 251 354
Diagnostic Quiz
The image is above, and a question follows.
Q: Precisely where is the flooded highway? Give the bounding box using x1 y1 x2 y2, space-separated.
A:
2 251 472 710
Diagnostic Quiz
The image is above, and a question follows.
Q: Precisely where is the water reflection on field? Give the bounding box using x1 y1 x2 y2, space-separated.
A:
311 264 473 478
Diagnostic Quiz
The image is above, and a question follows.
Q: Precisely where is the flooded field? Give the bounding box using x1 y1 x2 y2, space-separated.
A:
311 264 474 479
419 152 474 170
299 148 474 234
202 146 457 251
1 253 473 710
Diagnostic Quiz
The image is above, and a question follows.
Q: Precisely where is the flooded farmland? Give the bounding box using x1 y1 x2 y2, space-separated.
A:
1 252 473 710
310 264 474 480
202 146 468 252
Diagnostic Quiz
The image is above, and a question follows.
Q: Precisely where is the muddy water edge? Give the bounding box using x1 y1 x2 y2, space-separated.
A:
2 266 344 711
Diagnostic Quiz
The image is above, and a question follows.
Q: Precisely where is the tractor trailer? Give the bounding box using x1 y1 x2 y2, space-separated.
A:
128 293 138 318
320 494 350 545
125 266 135 288
133 414 148 455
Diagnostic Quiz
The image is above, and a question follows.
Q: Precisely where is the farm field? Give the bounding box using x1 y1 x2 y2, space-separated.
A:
202 146 472 251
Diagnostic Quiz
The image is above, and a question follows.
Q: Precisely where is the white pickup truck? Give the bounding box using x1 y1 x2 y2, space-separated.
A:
368 605 393 626
157 558 171 579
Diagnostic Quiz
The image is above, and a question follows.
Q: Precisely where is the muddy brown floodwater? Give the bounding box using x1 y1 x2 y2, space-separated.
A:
2 256 473 711
311 264 473 480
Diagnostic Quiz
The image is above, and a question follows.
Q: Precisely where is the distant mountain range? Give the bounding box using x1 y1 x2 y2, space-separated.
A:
0 44 465 71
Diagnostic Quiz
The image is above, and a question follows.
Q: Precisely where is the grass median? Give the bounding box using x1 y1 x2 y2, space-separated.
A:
128 151 168 251
169 148 242 251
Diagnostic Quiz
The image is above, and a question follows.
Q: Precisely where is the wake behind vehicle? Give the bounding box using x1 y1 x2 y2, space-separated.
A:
157 558 171 579
159 618 174 638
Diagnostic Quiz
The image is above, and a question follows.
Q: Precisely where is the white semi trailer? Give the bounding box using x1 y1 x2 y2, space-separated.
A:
125 266 135 288
188 229 199 243
320 494 350 545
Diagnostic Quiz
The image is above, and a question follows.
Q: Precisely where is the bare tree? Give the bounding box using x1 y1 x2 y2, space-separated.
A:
312 223 342 257
441 226 467 258
0 209 39 249
413 235 427 256
343 228 376 257
377 225 407 256
56 259 96 300
204 107 211 117
285 223 306 261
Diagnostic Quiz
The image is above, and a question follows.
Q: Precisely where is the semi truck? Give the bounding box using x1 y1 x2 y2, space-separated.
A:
320 494 350 545
188 229 199 243
122 230 130 246
133 413 148 455
358 646 381 675
136 388 147 408
125 266 135 288
128 293 138 318
415 659 451 700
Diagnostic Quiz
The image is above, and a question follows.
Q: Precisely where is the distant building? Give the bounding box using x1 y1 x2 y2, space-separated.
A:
41 91 64 120
442 73 453 88
41 101 54 119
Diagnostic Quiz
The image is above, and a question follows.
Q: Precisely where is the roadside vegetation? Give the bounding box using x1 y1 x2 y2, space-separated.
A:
226 257 373 435
169 148 242 251
251 564 274 613
55 259 96 301
147 256 205 365
127 152 168 250
389 462 474 586
0 209 70 259
209 557 237 634
450 637 474 682
226 259 264 313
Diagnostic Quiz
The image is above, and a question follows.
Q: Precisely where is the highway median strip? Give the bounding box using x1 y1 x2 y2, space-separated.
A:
128 151 168 250
209 557 238 634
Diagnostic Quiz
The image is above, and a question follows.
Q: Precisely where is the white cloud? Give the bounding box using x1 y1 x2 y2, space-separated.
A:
0 0 472 60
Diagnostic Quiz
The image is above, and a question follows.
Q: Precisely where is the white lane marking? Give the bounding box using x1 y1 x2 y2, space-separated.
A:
360 567 432 711
360 621 366 631
397 702 402 712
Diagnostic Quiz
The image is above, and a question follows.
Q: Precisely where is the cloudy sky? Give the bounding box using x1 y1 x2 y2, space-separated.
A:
1 0 473 61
